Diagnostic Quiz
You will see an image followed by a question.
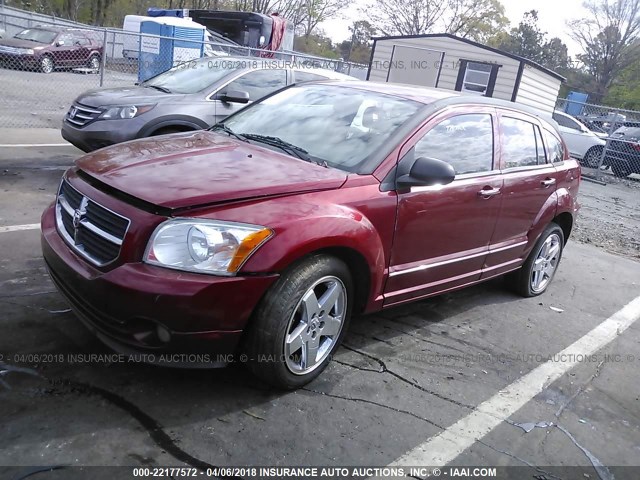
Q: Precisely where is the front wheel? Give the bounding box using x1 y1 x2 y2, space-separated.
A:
87 54 101 71
509 223 564 297
582 146 602 168
40 55 54 74
243 255 353 389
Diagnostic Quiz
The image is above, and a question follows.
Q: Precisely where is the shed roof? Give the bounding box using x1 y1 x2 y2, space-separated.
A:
372 33 566 82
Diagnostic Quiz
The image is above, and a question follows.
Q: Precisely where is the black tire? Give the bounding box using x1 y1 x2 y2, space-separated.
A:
243 255 354 389
611 160 632 178
582 146 602 168
509 223 564 298
40 55 54 74
151 127 185 136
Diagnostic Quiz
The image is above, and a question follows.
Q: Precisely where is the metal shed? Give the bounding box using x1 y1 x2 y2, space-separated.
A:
367 33 565 114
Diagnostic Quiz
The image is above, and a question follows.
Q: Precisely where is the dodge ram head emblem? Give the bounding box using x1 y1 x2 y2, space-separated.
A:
72 198 88 244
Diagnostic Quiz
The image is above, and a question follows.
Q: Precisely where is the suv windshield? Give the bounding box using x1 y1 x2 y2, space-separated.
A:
223 84 421 173
15 28 57 44
142 58 242 94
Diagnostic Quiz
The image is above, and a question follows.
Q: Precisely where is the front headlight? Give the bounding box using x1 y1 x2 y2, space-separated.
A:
21 48 35 55
144 219 273 276
100 104 155 120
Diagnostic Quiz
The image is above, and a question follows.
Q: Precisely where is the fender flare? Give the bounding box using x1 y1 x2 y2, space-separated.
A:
242 210 387 312
138 115 209 138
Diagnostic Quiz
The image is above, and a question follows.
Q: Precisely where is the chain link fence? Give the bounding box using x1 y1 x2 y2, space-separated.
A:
0 7 368 129
555 98 640 182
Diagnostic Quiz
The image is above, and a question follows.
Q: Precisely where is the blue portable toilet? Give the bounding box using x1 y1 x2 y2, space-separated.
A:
138 17 205 82
565 91 589 117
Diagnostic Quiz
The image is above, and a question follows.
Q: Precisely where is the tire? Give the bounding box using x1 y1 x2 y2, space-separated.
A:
611 160 632 178
509 223 564 297
243 255 353 389
582 146 602 168
151 127 185 136
87 54 101 71
40 55 54 74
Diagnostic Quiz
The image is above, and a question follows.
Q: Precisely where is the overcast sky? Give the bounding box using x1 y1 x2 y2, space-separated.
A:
319 0 588 56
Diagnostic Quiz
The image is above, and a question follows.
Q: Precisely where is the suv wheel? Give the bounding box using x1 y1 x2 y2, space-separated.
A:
510 223 564 297
244 255 353 389
40 55 54 74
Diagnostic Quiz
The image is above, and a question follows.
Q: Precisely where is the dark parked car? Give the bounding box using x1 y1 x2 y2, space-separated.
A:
61 56 354 152
0 26 102 73
41 81 580 389
603 126 640 178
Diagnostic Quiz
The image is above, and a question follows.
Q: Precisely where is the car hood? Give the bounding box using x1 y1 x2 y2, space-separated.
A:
75 86 184 107
0 37 46 49
76 131 348 210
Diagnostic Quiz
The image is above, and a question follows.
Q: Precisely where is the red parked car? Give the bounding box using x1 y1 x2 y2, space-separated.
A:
0 27 102 73
41 81 580 389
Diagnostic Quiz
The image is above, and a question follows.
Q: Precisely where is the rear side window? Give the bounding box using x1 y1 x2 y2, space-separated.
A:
544 129 565 163
225 69 287 100
414 113 494 175
552 112 580 131
501 117 545 168
294 71 327 83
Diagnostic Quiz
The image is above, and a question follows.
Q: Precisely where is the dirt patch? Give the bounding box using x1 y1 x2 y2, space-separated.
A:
573 170 640 260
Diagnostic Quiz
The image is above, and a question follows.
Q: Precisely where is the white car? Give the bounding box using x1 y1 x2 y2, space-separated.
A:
552 110 606 167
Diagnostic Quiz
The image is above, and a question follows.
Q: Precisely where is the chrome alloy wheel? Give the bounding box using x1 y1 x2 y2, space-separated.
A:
41 56 54 73
530 233 561 293
89 56 100 70
284 275 347 375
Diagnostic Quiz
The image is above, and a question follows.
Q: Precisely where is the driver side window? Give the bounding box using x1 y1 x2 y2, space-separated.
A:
414 114 494 175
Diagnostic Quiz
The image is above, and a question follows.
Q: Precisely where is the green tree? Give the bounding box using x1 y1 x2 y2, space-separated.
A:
444 0 508 43
568 0 640 102
338 20 376 63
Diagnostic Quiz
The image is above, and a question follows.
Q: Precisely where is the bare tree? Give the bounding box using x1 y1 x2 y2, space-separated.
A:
300 0 350 37
568 0 640 100
364 0 449 36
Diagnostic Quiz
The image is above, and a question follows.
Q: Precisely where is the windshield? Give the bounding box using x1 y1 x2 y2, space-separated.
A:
142 57 242 94
14 29 57 44
223 84 421 173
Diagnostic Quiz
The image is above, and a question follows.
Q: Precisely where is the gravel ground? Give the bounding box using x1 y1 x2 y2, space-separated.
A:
573 168 640 260
0 66 136 129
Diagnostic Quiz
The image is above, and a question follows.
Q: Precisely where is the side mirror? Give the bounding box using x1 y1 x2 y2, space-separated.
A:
56 40 65 47
220 90 250 104
397 156 456 188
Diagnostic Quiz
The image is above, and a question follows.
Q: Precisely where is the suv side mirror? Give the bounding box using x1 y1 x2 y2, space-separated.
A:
220 90 250 104
397 156 456 188
56 40 65 47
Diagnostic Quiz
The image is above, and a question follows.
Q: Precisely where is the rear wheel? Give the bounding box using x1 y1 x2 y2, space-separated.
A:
40 55 54 74
509 223 564 297
243 255 353 389
611 160 632 178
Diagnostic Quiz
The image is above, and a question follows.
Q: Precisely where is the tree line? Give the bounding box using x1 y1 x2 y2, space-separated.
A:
6 0 640 108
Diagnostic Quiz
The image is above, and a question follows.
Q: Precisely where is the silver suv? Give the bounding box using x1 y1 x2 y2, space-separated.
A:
61 57 354 152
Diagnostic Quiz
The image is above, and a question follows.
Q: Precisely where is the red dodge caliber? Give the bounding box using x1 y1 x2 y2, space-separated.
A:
41 81 580 388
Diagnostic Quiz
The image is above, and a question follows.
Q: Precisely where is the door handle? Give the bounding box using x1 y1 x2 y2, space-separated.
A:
477 187 501 198
541 178 556 187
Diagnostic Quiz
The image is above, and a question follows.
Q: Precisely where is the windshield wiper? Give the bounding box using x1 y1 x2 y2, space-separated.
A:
242 134 311 161
210 123 248 142
145 85 171 93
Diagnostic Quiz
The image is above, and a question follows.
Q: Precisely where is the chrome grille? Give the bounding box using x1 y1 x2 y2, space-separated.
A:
56 179 130 266
65 103 102 127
